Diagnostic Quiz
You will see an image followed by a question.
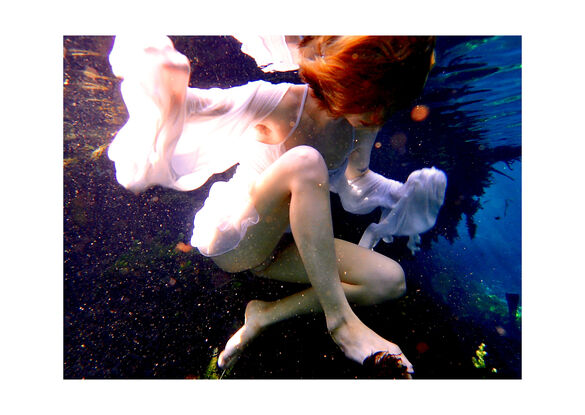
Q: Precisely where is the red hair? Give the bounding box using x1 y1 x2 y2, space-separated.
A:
298 36 436 118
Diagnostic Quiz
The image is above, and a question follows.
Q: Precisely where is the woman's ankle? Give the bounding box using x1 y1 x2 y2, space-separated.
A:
245 299 272 329
325 308 358 334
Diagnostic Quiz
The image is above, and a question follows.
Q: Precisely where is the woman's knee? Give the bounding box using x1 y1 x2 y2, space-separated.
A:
212 253 247 274
284 146 329 188
368 263 406 303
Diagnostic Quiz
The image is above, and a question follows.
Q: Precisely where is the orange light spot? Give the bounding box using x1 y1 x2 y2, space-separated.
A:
374 141 382 149
175 242 192 253
411 105 430 122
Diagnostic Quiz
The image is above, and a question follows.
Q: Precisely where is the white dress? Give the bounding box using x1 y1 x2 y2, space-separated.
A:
108 36 447 256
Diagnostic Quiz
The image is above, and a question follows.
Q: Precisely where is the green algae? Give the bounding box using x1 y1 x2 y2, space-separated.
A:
202 347 232 379
472 343 487 369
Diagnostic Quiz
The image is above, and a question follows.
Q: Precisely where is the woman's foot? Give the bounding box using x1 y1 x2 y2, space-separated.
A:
217 300 269 369
328 316 414 375
362 351 413 379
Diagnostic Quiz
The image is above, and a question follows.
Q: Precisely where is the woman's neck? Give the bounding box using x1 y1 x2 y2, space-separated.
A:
303 88 339 128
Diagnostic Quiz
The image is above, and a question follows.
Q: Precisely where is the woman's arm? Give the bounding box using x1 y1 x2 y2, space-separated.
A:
332 127 447 254
331 128 404 215
345 127 378 180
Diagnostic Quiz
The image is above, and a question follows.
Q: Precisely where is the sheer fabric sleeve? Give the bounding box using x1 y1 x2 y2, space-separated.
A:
108 36 191 193
108 36 290 193
331 167 447 254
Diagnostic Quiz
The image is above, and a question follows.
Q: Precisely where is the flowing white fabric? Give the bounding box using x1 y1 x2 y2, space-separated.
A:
329 163 447 254
108 36 294 256
108 35 291 193
235 35 300 72
192 139 288 256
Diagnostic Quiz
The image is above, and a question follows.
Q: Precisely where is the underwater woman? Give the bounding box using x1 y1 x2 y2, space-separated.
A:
108 35 447 377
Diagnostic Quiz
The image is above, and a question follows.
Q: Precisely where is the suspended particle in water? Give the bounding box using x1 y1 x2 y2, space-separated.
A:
175 242 192 253
416 341 430 354
390 132 408 154
410 104 430 122
374 141 382 149
391 132 407 148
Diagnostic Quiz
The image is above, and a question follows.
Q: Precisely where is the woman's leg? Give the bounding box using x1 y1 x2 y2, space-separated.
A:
217 238 413 373
212 146 411 372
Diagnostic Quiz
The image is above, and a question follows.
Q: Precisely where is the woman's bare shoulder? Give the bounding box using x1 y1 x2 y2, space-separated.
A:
254 84 307 145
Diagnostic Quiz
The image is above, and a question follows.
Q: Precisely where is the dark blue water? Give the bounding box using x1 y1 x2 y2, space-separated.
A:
435 159 520 293
419 36 522 299
63 35 521 380
432 36 521 148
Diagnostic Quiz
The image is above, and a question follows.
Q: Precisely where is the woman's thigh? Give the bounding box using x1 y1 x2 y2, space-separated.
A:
254 237 404 290
212 145 328 273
